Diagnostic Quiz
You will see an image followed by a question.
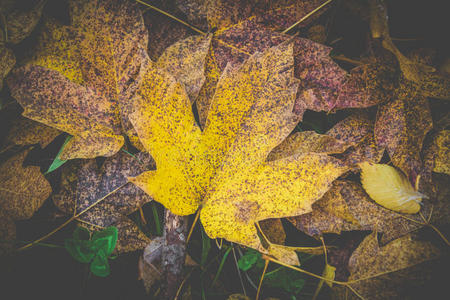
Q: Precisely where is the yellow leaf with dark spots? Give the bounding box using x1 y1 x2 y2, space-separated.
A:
130 42 348 264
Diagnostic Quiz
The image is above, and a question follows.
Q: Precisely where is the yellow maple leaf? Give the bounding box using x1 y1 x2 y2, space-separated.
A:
129 42 348 264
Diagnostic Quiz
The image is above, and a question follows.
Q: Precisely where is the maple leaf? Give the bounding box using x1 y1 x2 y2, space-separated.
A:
7 0 149 159
0 149 52 221
375 77 433 185
333 232 441 300
129 43 348 263
53 151 154 254
289 180 426 243
269 112 383 166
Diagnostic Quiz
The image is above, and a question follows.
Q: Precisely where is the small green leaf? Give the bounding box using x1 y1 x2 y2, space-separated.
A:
238 249 261 271
45 135 71 174
91 226 118 256
90 249 110 277
65 239 95 263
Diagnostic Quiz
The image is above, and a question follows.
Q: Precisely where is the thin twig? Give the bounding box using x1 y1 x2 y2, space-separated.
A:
186 209 201 244
256 259 269 300
282 0 334 34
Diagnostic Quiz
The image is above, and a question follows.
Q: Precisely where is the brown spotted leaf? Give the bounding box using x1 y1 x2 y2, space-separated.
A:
289 181 426 243
7 0 149 159
53 151 154 227
0 150 51 220
199 18 349 122
333 232 441 300
375 79 433 184
156 34 212 103
207 0 330 32
6 117 61 148
267 130 354 161
327 113 383 166
425 130 450 176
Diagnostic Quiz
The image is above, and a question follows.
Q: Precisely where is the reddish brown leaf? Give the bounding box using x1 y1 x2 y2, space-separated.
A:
375 79 433 184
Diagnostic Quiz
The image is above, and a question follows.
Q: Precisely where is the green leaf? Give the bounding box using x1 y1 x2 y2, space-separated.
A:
91 226 118 256
45 135 71 174
238 249 261 271
65 239 95 263
90 249 110 277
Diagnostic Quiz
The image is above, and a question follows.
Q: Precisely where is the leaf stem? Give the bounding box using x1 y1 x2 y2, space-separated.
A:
256 259 269 300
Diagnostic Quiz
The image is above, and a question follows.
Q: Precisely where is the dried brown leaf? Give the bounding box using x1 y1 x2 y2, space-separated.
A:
375 79 433 184
0 150 51 220
333 232 441 300
6 117 61 148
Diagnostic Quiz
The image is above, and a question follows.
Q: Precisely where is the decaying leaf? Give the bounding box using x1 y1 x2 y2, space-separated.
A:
360 162 423 214
426 130 450 175
8 0 149 159
259 218 286 245
333 232 441 300
130 43 348 264
206 0 329 32
0 150 51 220
5 117 61 148
0 0 45 44
53 151 154 253
267 131 353 161
156 34 212 103
375 78 433 185
0 46 15 90
289 180 425 243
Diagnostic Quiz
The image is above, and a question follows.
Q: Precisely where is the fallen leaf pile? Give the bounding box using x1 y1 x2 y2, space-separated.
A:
0 0 448 299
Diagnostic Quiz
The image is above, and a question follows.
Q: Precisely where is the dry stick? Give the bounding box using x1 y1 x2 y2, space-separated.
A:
282 0 334 34
256 259 269 300
186 209 201 244
17 183 127 251
332 55 363 66
134 0 205 35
